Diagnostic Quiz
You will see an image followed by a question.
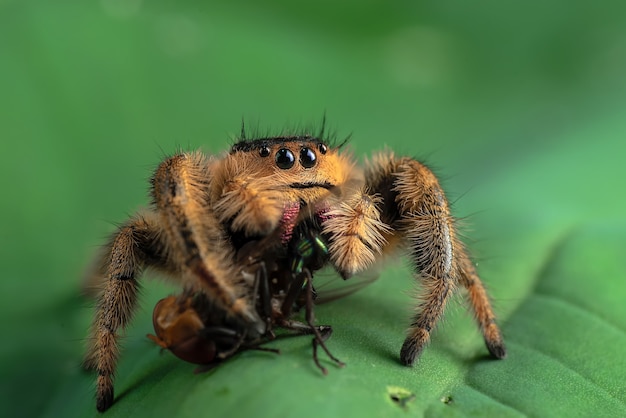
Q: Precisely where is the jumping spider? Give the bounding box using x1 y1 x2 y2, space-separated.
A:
84 125 506 412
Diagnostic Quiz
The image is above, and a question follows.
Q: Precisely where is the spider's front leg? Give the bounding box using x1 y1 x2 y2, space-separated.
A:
87 152 259 412
84 212 168 412
368 153 506 365
151 152 252 318
323 152 506 366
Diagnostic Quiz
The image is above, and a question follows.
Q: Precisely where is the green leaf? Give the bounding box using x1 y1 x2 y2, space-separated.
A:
2 1 625 417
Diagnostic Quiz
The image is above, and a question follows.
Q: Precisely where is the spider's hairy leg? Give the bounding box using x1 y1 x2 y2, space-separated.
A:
84 213 166 412
365 152 504 365
373 155 456 365
151 153 254 321
457 250 507 359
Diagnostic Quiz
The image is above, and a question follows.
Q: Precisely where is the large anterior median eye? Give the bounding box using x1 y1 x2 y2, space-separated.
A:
299 147 317 168
275 148 295 169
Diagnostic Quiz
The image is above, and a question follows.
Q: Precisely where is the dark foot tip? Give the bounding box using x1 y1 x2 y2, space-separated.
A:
400 356 415 367
486 341 507 360
96 390 114 413
400 338 424 366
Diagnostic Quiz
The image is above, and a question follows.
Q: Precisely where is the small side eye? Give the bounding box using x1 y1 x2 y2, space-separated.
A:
300 147 317 168
318 143 327 154
259 146 270 157
275 148 295 169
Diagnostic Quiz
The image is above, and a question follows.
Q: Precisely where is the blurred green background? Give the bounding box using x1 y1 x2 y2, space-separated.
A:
2 1 625 417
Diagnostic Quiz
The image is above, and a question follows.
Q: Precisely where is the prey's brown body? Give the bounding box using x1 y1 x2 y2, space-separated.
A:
148 230 342 374
84 130 505 412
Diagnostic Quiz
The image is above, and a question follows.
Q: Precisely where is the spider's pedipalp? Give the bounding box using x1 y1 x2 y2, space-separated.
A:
323 190 391 278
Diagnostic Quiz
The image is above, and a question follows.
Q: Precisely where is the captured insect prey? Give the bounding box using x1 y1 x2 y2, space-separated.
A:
83 123 506 412
148 224 343 374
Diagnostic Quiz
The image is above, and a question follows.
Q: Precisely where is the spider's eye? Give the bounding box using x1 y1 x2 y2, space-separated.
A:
318 143 327 155
299 147 317 168
275 148 295 169
259 145 270 157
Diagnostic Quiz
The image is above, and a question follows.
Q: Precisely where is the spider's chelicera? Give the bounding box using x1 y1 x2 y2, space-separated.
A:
83 128 506 412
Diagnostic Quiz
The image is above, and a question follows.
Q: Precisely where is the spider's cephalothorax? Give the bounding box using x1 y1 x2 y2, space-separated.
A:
84 129 505 412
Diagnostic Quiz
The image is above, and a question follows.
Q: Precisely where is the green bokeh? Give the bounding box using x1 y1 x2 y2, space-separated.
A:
1 1 625 417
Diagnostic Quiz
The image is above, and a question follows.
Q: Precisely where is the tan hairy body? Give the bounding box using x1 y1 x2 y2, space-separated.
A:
84 129 505 412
